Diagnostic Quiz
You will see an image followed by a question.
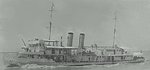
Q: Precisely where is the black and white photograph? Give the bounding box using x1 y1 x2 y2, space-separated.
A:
0 0 149 70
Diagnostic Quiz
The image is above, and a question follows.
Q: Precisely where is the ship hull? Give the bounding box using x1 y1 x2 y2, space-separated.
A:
5 59 144 67
7 61 118 67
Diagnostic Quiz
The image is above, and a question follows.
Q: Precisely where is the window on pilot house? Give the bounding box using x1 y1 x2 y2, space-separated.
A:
39 43 41 46
59 49 62 54
52 49 55 54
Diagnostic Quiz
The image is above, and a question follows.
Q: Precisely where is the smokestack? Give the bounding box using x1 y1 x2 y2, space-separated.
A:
79 33 85 49
67 32 73 47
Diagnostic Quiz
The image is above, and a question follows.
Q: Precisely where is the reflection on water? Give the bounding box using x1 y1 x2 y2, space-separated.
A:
1 51 150 70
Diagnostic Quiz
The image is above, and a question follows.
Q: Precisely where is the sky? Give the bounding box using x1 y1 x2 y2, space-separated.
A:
0 0 150 52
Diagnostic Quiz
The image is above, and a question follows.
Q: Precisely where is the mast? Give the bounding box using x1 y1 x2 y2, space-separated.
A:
49 22 52 40
60 36 63 47
21 38 26 46
113 12 117 48
48 0 55 40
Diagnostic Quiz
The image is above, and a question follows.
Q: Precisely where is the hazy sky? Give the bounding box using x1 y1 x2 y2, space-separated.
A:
1 0 150 52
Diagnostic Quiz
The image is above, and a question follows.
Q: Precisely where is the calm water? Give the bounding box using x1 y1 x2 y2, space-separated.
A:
0 51 150 70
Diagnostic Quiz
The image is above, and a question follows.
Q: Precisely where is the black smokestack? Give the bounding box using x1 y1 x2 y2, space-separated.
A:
67 32 73 47
78 33 85 49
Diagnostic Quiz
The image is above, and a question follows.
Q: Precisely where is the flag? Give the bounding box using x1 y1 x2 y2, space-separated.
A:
51 2 55 10
50 2 55 18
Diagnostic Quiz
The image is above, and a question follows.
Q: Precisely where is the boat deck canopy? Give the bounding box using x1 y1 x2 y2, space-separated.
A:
46 46 78 49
